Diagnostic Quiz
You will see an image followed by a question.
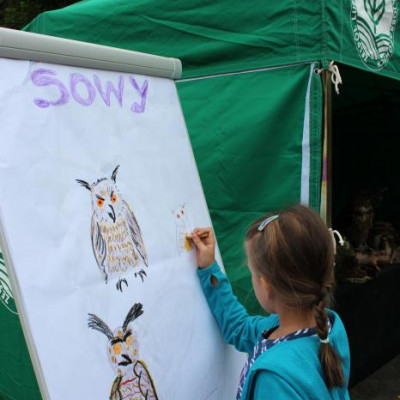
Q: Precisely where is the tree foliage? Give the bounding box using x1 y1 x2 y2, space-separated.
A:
0 0 78 30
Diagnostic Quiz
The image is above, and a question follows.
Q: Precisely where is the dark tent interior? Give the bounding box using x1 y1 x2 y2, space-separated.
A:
332 65 400 386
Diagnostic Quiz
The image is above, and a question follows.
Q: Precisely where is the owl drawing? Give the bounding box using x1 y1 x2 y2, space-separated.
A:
88 303 159 400
77 166 148 290
171 203 192 255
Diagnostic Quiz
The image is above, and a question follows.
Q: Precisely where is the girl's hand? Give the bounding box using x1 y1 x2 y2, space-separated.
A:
190 227 215 269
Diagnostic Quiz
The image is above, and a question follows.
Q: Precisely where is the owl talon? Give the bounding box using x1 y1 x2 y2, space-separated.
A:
116 278 128 292
133 270 147 282
139 270 147 282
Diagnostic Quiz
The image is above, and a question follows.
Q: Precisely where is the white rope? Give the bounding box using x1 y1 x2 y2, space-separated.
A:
314 61 342 94
328 61 342 94
329 228 345 255
332 230 345 247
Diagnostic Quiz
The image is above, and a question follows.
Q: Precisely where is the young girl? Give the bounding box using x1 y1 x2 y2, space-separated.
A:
191 205 350 400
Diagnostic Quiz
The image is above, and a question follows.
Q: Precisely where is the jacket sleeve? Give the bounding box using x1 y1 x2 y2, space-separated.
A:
197 262 279 354
251 371 303 399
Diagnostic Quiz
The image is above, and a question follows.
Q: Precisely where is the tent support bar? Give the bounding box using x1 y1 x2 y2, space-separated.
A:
320 70 333 227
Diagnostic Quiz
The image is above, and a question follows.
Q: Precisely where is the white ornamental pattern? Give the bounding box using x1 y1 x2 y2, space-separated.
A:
351 0 398 70
0 251 17 314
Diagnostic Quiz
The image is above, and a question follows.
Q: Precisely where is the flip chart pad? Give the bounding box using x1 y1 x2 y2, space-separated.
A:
0 53 244 400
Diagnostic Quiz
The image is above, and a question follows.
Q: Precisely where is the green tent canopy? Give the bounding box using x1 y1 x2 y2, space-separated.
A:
1 1 399 399
23 0 400 81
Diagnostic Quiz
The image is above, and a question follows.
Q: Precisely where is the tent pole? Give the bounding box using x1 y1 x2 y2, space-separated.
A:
320 70 333 227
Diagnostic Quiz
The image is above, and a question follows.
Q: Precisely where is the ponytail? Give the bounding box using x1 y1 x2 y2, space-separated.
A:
314 300 345 388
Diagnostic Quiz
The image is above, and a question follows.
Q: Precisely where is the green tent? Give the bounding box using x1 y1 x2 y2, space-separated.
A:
1 1 399 398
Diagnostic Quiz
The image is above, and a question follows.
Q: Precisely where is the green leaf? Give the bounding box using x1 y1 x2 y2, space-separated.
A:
374 0 386 25
364 0 386 34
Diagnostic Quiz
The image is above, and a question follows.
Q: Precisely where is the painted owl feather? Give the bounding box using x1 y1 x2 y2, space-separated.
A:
124 201 148 268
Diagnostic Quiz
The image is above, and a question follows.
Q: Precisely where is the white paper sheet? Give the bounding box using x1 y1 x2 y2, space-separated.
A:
0 58 245 400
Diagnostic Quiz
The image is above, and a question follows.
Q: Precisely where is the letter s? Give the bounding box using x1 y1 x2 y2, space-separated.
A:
31 69 69 108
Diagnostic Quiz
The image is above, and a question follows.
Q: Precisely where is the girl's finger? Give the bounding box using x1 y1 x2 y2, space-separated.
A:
191 227 207 236
191 233 207 250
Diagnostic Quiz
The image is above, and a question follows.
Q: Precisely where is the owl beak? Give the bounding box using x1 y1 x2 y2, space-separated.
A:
118 354 132 366
108 204 116 223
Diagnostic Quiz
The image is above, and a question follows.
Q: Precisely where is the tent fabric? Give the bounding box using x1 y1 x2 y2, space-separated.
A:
23 1 323 79
0 252 41 400
177 62 322 314
24 0 400 81
325 1 400 81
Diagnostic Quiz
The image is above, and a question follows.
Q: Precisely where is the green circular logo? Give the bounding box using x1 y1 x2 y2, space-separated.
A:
351 0 398 70
0 257 18 315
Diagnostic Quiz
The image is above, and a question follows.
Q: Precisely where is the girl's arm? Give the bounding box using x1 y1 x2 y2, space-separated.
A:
197 261 278 354
191 228 278 354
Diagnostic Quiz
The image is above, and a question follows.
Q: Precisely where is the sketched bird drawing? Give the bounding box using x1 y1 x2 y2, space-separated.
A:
171 203 190 256
77 165 148 290
88 303 159 400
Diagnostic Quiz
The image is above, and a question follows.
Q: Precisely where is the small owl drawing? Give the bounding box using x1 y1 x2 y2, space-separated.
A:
171 204 192 255
88 303 159 400
77 166 148 290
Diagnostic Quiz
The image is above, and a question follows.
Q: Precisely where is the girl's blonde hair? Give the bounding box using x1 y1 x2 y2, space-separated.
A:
246 204 345 388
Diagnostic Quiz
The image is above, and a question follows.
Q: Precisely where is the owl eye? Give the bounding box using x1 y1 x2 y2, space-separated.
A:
97 199 104 207
113 343 122 355
181 210 185 215
111 193 117 203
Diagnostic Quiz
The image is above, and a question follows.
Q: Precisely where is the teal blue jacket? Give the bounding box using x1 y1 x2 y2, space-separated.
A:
197 262 351 400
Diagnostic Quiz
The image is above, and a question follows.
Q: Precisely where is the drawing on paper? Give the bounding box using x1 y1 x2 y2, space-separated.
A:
171 204 193 255
88 303 159 400
77 166 148 291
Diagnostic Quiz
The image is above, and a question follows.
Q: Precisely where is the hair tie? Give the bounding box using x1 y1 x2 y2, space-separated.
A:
320 337 330 344
258 215 279 231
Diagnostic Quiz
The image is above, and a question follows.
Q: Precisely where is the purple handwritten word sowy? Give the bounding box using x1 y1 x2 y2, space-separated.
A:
31 69 148 113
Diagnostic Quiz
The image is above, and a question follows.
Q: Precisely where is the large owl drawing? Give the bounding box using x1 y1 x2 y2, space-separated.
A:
77 166 148 290
88 303 159 400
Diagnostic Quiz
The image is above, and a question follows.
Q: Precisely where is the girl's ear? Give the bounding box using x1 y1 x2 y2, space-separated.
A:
260 276 274 298
259 275 270 289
